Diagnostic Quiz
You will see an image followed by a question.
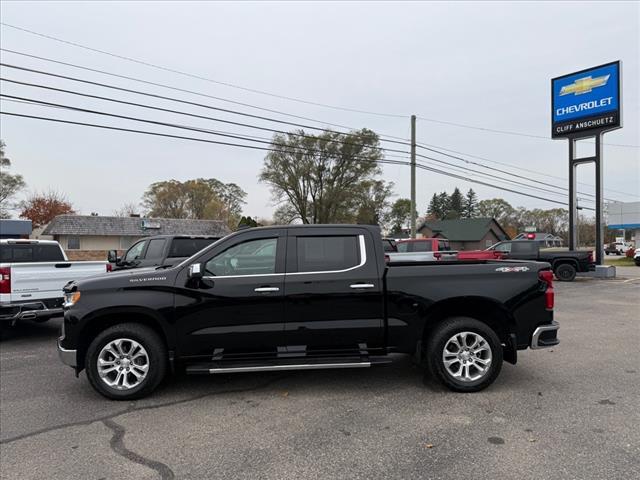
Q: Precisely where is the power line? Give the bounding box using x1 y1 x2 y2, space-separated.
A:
416 140 639 199
0 62 412 147
416 116 638 149
415 143 614 202
4 52 633 202
0 76 412 156
0 48 411 145
0 22 410 119
1 24 637 149
0 90 592 203
1 110 592 209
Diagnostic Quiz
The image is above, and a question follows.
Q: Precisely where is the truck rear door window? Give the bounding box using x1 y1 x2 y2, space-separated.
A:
413 241 432 252
296 236 360 273
511 242 536 254
145 239 166 260
168 238 218 258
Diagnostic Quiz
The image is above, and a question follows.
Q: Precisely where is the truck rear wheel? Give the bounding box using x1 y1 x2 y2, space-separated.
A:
85 323 167 400
554 263 576 282
425 317 503 392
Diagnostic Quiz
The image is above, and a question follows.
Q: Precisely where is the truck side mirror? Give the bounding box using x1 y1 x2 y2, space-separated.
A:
188 263 203 280
107 250 118 263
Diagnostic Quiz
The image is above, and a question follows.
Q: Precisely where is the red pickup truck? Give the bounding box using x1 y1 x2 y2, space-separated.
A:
457 249 507 260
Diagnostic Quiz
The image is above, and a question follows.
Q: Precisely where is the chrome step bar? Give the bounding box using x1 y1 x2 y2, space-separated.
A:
208 362 371 374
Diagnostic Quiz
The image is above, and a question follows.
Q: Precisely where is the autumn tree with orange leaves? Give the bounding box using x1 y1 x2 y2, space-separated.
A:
19 190 75 228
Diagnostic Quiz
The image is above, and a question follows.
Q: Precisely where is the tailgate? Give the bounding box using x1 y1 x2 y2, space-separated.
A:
9 262 107 302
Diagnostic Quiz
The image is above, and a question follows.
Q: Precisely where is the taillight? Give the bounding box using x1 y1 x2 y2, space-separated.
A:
0 267 11 294
384 254 390 264
106 263 113 272
588 251 594 263
539 270 554 310
433 252 442 260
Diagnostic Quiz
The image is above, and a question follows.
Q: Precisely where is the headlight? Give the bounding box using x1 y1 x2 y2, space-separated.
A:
63 291 81 308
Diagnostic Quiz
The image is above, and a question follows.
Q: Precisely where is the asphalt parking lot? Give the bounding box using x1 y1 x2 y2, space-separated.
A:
1 272 639 480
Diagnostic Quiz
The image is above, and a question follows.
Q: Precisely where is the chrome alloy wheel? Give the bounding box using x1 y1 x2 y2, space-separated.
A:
97 338 149 390
442 331 492 382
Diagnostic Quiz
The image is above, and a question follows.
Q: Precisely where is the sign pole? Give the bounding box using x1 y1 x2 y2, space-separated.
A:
595 133 604 265
568 139 577 251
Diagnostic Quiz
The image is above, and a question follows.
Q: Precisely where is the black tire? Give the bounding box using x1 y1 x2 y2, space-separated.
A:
555 263 577 282
635 259 640 267
85 323 167 400
616 251 622 256
425 317 503 393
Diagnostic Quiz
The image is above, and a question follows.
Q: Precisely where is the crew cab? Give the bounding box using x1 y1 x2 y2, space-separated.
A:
1 239 109 330
108 235 221 271
487 240 594 281
388 238 457 262
58 225 558 400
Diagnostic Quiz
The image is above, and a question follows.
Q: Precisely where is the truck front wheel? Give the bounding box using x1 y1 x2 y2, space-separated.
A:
85 323 167 400
425 317 503 392
554 263 576 282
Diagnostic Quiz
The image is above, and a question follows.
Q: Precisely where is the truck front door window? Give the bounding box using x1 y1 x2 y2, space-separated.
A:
125 241 147 263
494 243 511 253
204 238 277 277
145 239 166 260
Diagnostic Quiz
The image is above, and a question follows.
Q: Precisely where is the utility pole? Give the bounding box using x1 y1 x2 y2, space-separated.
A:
410 114 417 239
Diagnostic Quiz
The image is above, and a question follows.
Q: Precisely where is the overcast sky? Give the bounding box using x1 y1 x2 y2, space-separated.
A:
1 1 638 221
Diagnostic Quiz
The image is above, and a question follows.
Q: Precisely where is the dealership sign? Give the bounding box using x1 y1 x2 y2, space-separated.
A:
551 61 621 138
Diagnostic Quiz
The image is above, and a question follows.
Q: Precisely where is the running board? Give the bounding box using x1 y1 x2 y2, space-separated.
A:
185 356 392 375
207 362 371 374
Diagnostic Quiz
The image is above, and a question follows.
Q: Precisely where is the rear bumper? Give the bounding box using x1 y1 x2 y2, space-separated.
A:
57 336 77 367
0 300 63 324
530 321 560 349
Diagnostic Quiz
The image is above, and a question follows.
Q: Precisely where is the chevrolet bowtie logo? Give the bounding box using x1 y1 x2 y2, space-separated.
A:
559 75 610 96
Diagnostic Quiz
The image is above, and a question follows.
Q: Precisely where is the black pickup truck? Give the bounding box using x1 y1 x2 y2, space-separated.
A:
58 225 558 400
108 235 221 271
487 240 595 281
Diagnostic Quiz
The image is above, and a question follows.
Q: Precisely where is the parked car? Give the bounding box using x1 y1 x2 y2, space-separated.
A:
108 235 222 271
634 249 640 266
387 238 458 262
58 225 558 400
605 242 632 256
486 240 594 281
1 239 109 331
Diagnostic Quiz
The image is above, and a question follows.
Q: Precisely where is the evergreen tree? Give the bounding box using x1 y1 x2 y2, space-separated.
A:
448 187 464 219
463 188 478 218
427 193 441 219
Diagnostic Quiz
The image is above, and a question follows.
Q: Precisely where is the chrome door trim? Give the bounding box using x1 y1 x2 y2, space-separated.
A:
350 283 375 289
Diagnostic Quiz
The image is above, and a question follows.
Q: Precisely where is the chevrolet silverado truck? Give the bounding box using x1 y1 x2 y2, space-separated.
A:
58 225 558 400
1 239 109 332
108 235 221 271
487 240 595 281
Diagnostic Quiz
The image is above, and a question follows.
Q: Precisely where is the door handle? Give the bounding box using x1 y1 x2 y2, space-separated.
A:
254 287 280 292
350 283 375 289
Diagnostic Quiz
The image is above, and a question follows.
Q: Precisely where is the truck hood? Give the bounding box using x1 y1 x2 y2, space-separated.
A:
66 266 177 292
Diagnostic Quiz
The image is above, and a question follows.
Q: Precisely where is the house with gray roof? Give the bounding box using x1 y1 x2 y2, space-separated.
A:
43 215 230 260
418 217 509 251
